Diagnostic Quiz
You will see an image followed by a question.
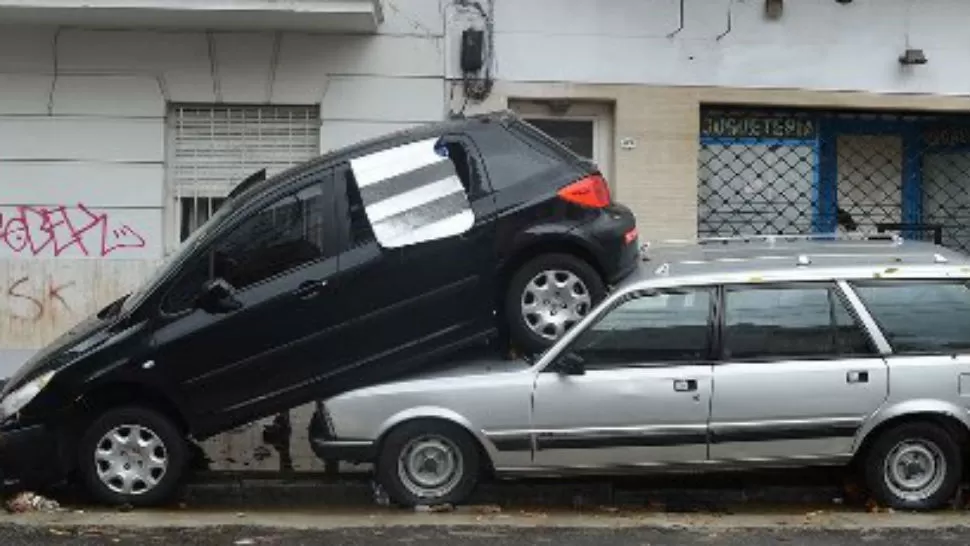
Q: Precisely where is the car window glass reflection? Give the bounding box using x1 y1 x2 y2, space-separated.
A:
570 290 711 366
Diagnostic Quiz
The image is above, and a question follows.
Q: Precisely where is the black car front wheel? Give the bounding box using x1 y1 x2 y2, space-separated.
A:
506 253 606 354
77 406 188 507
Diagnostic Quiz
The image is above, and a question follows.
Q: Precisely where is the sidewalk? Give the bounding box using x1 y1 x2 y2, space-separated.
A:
3 503 970 532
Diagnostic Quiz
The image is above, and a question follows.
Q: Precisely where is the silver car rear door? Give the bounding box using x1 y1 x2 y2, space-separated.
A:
709 281 889 464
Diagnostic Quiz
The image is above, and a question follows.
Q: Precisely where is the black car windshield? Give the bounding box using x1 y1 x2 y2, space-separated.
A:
120 202 234 315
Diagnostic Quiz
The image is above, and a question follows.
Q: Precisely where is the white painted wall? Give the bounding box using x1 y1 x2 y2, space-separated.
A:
472 0 970 96
0 0 447 373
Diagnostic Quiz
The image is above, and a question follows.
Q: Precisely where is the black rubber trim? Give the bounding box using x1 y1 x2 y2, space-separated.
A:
710 422 859 444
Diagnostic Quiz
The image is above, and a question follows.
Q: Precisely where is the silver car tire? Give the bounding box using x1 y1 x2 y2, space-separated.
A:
505 253 606 355
864 422 962 511
376 420 481 508
77 406 187 507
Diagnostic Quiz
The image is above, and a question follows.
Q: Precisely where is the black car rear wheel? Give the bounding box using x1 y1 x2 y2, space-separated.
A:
506 253 605 354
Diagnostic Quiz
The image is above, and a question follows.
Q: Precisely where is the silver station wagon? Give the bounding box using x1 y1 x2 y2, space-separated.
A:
314 234 970 511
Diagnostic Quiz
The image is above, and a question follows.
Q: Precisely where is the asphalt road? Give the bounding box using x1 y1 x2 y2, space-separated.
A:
4 525 970 545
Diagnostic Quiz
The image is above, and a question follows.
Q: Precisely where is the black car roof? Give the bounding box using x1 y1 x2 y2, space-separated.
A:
229 109 519 205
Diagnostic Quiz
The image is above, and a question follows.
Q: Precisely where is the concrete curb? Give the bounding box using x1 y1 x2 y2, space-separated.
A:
179 473 845 511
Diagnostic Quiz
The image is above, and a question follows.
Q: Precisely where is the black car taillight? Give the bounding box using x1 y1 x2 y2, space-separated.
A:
557 174 612 208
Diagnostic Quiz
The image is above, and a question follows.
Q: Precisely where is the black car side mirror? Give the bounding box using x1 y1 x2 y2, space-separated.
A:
555 352 586 376
198 278 243 314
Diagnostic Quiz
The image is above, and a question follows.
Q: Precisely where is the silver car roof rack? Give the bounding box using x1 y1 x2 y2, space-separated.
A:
636 232 949 275
646 232 903 249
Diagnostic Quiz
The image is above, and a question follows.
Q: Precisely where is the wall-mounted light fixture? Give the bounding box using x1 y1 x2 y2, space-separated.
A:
765 0 783 19
899 48 928 66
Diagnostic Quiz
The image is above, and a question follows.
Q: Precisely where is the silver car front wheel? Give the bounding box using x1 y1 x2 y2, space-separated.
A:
397 435 464 500
377 420 481 507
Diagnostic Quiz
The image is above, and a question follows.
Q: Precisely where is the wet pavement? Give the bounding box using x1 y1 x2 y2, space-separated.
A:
2 524 970 545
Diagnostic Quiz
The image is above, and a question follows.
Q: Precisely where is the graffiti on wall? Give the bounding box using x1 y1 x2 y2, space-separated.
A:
5 275 76 322
0 204 146 258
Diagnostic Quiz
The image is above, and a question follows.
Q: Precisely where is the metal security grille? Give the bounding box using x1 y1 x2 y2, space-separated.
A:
169 104 321 241
698 142 815 236
698 107 970 254
921 128 970 251
835 134 902 235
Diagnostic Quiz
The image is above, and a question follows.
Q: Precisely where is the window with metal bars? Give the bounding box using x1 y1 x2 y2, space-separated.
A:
168 104 321 242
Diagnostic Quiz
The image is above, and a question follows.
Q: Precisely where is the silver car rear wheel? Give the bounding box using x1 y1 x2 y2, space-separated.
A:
883 439 947 503
864 422 962 511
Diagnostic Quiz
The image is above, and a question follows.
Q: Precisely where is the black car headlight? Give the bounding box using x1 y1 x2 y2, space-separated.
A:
0 371 55 422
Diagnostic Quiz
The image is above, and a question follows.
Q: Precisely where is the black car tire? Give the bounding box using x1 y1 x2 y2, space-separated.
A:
376 420 480 507
506 253 606 354
77 406 187 507
863 422 962 511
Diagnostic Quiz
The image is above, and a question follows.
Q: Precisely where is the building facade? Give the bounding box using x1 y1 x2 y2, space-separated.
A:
2 0 970 471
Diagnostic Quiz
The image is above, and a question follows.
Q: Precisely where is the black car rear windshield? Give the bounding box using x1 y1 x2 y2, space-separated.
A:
506 118 592 166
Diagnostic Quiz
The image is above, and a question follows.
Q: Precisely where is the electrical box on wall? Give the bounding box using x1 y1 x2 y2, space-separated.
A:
460 28 485 73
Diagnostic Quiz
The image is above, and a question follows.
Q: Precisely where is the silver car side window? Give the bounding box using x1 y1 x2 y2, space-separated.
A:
850 280 970 355
723 283 875 361
567 288 713 368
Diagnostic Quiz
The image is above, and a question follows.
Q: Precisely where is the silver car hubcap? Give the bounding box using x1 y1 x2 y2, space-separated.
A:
397 435 463 500
521 269 591 341
95 424 168 496
884 439 946 502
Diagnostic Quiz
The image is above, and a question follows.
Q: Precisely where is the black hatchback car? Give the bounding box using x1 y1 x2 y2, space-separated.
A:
0 110 638 505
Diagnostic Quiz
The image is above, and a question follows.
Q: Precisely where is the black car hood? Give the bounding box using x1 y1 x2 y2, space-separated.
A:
1 298 124 396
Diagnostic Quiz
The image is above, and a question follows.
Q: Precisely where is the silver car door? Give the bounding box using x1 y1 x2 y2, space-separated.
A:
530 287 714 470
709 281 888 463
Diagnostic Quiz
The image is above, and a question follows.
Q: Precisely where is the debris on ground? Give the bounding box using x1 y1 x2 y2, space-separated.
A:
414 503 454 513
370 481 390 507
864 499 894 514
468 504 502 514
4 491 61 513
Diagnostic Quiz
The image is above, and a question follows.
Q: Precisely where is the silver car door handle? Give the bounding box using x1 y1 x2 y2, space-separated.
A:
846 370 869 384
673 379 698 392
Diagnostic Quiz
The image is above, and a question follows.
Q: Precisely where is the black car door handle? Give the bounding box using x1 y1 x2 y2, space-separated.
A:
294 279 328 300
847 370 869 384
